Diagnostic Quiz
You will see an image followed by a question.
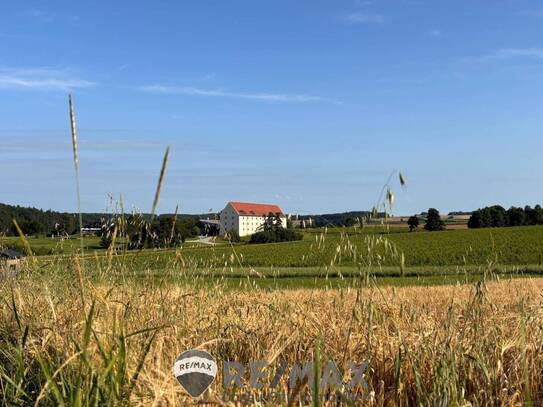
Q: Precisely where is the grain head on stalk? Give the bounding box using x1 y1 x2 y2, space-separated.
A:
68 94 84 257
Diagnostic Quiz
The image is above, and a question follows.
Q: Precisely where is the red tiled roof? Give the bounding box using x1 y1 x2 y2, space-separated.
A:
229 201 284 217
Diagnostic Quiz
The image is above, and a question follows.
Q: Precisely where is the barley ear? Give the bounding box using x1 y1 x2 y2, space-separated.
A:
68 94 84 258
151 146 170 219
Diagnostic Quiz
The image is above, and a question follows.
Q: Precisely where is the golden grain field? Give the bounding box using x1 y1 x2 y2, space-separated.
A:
2 272 543 406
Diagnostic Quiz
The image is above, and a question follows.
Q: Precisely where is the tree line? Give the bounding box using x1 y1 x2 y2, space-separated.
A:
468 205 543 229
0 202 202 248
0 203 103 236
299 211 374 227
249 213 302 244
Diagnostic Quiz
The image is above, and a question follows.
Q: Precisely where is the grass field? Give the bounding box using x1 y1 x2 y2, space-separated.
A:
5 225 542 265
4 225 543 290
2 224 543 404
11 225 539 274
199 225 543 267
0 235 102 255
0 234 222 256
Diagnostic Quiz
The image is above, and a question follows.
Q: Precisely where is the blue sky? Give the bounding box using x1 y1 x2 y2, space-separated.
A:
1 1 543 215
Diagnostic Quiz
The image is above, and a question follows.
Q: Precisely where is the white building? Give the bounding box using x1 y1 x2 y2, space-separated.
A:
219 201 287 237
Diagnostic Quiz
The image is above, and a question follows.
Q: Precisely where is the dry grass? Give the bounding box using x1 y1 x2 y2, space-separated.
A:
2 271 543 405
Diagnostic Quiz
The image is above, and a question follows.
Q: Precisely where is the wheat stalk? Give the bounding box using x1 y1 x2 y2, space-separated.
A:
68 94 84 258
151 146 170 219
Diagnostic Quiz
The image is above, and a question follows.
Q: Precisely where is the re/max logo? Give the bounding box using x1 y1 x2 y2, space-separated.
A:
222 360 368 391
177 360 214 372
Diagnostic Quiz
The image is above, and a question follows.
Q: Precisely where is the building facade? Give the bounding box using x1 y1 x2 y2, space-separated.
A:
219 201 287 237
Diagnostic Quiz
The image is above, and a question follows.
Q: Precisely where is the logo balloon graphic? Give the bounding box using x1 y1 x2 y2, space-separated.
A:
173 349 217 398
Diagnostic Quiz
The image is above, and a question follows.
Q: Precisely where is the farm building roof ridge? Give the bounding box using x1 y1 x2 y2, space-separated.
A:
228 201 284 217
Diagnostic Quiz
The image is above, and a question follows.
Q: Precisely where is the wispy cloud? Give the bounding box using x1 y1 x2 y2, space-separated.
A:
2 137 164 155
0 67 95 91
23 8 56 23
481 48 543 61
21 8 80 25
140 85 341 104
0 32 34 39
341 12 384 24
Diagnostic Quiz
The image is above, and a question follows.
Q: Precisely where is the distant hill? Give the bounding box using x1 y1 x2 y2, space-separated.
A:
0 202 205 236
0 203 105 236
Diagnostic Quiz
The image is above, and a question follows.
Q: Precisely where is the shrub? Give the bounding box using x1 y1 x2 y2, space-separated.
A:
249 228 302 244
407 216 419 232
424 208 445 231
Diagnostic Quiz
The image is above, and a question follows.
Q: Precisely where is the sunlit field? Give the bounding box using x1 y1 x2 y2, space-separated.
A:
2 223 543 405
2 267 543 405
4 224 543 269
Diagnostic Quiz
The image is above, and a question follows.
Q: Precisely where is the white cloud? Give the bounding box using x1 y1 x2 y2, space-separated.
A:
342 12 384 24
140 85 341 104
0 67 95 91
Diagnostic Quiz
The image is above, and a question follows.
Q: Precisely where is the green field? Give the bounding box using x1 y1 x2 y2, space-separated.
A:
6 225 540 288
6 225 543 266
0 235 102 255
0 234 213 255
174 225 543 267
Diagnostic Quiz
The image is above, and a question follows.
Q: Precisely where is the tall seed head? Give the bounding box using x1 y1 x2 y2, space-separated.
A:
68 94 79 169
151 146 170 217
386 188 395 208
399 172 406 187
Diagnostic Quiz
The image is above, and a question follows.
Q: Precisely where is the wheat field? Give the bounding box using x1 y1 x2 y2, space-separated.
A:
2 266 543 406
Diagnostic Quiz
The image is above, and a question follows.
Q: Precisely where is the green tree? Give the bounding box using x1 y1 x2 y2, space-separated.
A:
469 205 507 228
480 208 492 228
11 219 44 236
407 215 419 232
506 207 525 226
468 210 483 228
249 228 302 244
260 212 283 232
489 205 506 227
250 213 301 244
534 205 543 225
344 217 358 227
424 208 445 231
